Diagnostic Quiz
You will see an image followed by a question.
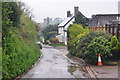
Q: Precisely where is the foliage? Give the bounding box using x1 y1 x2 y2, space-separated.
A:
110 36 120 60
111 36 120 50
74 12 89 26
49 43 65 47
43 24 58 42
50 38 59 44
0 2 2 33
2 2 22 28
84 36 112 64
0 47 2 80
2 31 40 79
77 31 112 58
2 2 40 79
2 2 13 36
68 24 89 56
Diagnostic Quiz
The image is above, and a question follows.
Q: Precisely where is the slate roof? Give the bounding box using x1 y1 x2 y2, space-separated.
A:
58 15 74 27
89 14 120 23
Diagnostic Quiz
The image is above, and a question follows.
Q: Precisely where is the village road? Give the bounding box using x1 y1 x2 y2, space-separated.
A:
21 45 89 79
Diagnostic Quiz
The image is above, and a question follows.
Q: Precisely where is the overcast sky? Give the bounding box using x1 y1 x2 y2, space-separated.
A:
21 0 120 23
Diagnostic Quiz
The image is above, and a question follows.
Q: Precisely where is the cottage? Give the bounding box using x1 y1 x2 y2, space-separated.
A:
56 7 80 45
56 12 74 45
56 6 89 45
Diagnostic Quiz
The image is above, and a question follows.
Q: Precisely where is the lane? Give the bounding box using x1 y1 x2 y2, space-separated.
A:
21 45 89 78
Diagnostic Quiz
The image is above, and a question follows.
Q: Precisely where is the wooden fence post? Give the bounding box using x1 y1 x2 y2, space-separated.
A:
108 24 111 33
105 24 107 32
117 24 120 42
112 24 114 36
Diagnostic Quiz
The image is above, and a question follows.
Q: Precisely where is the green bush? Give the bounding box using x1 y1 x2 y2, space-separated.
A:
84 36 112 64
43 24 58 41
50 38 59 44
77 31 112 58
110 36 120 60
68 24 89 56
2 2 41 79
2 31 40 79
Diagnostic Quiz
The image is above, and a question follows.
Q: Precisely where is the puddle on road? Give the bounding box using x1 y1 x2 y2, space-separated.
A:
45 59 53 62
67 56 89 78
53 55 57 59
67 64 89 78
68 65 77 75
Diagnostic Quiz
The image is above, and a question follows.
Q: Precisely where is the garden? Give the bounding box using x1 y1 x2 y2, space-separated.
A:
68 24 120 65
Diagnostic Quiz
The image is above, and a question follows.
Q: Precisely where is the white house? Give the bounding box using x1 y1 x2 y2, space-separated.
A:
56 7 79 45
56 14 74 45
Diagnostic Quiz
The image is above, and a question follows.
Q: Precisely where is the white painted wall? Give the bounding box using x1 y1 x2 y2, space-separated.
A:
56 16 74 45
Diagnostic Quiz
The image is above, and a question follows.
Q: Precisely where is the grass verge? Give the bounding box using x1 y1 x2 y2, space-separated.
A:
49 43 65 47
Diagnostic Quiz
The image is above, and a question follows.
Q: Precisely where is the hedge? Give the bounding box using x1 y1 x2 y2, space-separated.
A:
2 30 40 79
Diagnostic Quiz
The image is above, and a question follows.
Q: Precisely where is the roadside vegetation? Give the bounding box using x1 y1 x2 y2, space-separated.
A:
49 43 65 47
2 2 40 79
43 24 64 46
43 24 58 43
0 47 1 80
68 24 120 65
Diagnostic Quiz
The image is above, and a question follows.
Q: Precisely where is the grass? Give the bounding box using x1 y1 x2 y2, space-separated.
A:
49 43 65 47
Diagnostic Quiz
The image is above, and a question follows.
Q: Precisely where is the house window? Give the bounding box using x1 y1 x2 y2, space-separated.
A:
117 16 120 21
117 16 119 20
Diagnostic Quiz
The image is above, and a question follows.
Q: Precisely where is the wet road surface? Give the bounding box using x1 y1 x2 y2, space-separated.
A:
21 45 89 78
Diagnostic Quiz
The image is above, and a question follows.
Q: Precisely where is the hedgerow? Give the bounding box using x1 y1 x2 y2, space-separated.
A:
2 2 40 79
2 30 40 79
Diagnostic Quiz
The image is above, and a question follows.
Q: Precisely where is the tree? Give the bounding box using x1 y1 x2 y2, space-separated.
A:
74 12 89 26
43 24 58 42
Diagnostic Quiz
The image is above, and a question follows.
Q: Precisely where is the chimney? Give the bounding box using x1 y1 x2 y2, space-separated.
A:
92 15 96 18
74 6 79 17
67 11 71 17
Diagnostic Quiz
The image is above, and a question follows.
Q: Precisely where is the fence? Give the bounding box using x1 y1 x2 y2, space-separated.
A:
105 24 120 41
89 24 120 41
89 26 105 31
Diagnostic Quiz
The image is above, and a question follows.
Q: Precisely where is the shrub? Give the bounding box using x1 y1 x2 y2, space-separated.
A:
50 38 59 44
110 36 120 60
111 36 119 50
68 24 89 56
2 2 40 79
84 36 112 64
77 31 112 58
2 31 40 79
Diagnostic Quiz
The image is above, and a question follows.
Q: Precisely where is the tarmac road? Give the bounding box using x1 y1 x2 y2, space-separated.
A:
21 45 89 79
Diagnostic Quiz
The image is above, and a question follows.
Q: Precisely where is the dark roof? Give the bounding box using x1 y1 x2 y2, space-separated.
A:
58 15 74 27
89 14 120 23
95 14 120 16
